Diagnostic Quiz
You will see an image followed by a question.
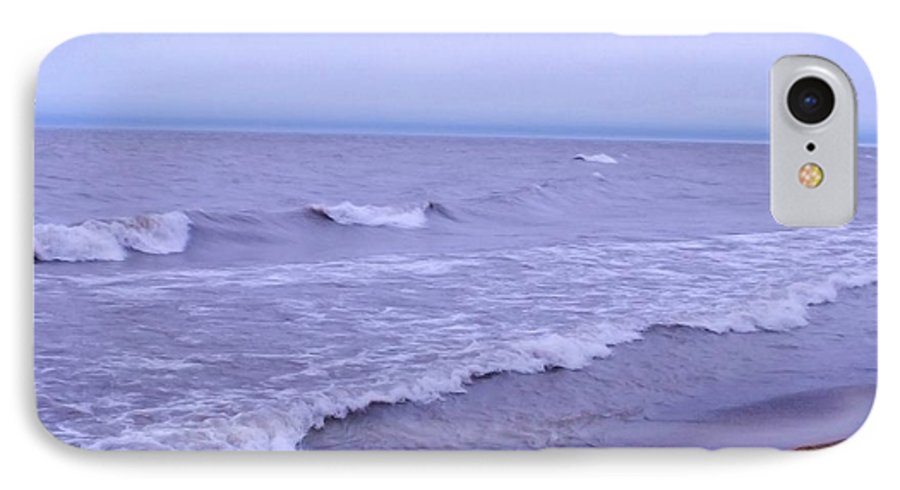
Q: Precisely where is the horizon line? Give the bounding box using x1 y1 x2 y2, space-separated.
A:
32 122 878 146
34 122 774 145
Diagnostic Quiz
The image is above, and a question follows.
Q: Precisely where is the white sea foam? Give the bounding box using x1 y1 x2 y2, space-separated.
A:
698 270 877 333
34 223 127 262
309 202 430 229
80 328 642 450
34 211 192 262
573 153 618 164
512 329 640 370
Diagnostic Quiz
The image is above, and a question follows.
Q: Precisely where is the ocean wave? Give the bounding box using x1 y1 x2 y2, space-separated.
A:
573 153 618 164
306 201 451 229
34 211 192 262
34 201 456 263
697 270 877 333
300 273 875 449
69 270 872 450
41 231 875 449
87 267 875 450
81 327 639 450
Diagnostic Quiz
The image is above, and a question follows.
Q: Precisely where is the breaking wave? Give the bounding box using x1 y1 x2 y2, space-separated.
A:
33 201 457 263
75 267 876 450
306 201 452 229
692 270 877 333
34 211 192 262
79 327 640 450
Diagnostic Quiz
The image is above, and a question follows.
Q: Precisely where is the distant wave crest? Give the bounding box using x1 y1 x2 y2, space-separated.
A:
573 153 618 164
34 211 192 262
306 201 451 229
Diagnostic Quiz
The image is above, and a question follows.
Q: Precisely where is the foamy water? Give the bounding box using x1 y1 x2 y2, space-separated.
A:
34 211 192 262
34 129 877 449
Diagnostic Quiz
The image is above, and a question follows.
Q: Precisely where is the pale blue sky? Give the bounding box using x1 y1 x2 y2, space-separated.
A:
36 34 876 141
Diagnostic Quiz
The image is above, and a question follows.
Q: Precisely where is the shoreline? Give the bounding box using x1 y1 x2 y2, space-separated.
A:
303 284 876 450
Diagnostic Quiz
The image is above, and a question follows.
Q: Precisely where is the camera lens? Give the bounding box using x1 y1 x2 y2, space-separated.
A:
787 77 835 124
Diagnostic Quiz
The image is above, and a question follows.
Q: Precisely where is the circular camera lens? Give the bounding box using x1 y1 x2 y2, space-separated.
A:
802 94 819 108
787 77 835 124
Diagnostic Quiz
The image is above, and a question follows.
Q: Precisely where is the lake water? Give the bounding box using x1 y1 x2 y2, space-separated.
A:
34 129 877 449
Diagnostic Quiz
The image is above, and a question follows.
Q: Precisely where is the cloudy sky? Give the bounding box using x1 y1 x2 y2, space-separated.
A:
36 34 876 141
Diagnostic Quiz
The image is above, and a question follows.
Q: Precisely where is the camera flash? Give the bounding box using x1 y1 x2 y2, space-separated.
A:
798 163 824 189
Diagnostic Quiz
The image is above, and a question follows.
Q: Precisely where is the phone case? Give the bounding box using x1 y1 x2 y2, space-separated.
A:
33 34 876 451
